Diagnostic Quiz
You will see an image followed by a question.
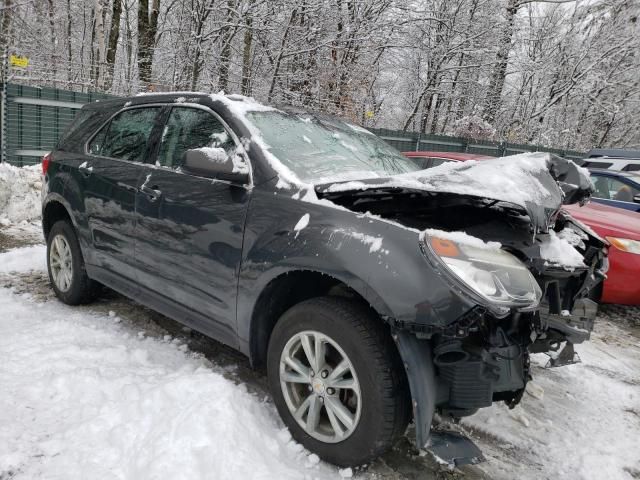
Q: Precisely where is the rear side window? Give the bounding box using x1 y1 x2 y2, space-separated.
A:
156 107 237 169
622 163 640 172
58 107 118 152
583 161 613 169
89 107 161 162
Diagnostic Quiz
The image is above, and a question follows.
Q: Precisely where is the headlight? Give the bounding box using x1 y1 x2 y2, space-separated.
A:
423 233 542 316
606 237 640 255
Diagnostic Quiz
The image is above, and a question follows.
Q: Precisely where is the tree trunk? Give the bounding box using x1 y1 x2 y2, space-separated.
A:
241 13 253 96
218 0 237 93
267 8 297 102
138 0 159 88
66 0 73 83
483 0 519 123
189 2 210 91
104 0 122 91
0 0 12 59
92 0 107 89
46 0 57 87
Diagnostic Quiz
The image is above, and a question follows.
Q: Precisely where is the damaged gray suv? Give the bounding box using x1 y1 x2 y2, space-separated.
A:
42 92 607 467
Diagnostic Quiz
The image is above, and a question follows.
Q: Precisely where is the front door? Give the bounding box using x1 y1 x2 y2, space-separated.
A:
135 105 251 346
82 106 163 284
591 175 640 212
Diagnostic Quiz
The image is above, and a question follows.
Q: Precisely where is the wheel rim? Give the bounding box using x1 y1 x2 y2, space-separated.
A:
279 330 362 443
49 234 73 292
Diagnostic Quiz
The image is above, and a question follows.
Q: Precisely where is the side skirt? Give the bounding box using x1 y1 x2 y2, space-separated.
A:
86 264 241 352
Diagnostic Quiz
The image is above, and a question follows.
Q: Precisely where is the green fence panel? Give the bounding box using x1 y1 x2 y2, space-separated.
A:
4 83 114 166
368 128 419 152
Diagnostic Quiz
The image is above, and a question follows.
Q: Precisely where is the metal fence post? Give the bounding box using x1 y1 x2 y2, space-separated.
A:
0 47 7 164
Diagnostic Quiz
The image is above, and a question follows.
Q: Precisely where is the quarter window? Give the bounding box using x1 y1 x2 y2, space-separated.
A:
89 107 161 162
157 107 237 169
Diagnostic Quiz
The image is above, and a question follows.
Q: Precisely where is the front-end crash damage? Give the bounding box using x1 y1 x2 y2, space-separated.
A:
316 153 608 464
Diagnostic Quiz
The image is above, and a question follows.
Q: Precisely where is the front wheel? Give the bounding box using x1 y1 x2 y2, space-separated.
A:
267 296 410 467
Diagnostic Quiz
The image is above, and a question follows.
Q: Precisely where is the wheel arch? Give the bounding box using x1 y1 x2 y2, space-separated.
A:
42 196 76 239
247 268 395 368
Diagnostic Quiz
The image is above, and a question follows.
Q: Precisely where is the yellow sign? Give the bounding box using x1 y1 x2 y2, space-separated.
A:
9 55 29 68
365 110 375 119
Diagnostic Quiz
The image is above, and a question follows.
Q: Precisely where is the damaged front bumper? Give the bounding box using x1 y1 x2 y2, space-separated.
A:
391 225 606 465
393 296 600 465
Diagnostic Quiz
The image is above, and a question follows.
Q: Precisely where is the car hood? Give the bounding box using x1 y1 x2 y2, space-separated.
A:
316 152 593 233
563 202 640 240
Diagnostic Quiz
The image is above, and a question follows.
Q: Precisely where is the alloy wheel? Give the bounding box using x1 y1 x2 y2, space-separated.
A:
279 330 362 443
49 234 73 292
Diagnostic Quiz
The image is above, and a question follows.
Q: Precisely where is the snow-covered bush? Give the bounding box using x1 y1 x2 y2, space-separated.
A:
0 163 42 226
450 115 497 141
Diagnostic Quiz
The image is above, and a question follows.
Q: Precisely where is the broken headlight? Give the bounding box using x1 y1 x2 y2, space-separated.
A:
423 234 542 317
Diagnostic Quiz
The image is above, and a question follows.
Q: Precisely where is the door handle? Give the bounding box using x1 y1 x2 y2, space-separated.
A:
140 183 162 201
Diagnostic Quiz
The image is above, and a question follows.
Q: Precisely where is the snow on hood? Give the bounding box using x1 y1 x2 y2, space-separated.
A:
317 152 594 233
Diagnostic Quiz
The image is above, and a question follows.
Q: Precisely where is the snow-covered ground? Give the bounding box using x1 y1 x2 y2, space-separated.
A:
1 163 639 479
1 235 639 480
0 244 343 480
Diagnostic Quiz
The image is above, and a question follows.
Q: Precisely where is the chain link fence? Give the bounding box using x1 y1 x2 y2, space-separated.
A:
0 82 584 166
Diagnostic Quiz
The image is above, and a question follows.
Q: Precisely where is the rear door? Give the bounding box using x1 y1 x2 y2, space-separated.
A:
82 105 164 283
134 105 251 345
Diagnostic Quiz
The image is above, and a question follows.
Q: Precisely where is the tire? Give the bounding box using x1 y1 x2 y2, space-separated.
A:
46 220 98 305
267 296 410 467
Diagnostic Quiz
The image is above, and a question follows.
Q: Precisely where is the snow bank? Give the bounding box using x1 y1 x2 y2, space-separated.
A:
0 290 339 479
0 163 42 225
0 245 46 273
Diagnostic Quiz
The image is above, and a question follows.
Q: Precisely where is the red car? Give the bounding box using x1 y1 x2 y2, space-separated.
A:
402 151 640 305
563 202 640 305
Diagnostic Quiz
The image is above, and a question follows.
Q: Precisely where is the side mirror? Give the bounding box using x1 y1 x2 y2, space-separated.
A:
634 194 640 204
182 147 249 184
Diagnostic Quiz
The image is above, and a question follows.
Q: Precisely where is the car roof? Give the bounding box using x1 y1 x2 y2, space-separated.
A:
83 92 213 111
402 151 494 161
586 148 640 159
588 168 640 179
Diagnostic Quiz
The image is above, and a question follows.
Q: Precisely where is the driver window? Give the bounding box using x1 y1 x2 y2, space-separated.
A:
157 107 237 170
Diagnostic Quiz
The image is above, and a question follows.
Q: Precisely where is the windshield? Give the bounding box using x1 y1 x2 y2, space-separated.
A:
246 111 424 183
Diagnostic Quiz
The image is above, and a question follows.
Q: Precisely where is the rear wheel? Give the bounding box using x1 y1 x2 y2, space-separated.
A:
47 220 98 305
267 296 410 467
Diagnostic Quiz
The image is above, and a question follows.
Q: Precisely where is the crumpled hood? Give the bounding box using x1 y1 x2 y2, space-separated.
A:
316 152 593 233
